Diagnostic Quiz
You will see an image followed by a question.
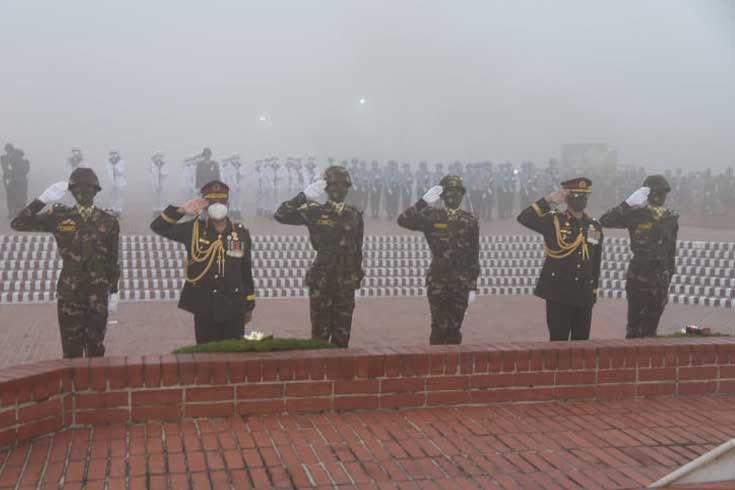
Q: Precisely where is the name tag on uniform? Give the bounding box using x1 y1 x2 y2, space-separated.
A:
587 224 600 245
637 223 653 231
58 219 76 233
317 218 334 226
433 223 448 229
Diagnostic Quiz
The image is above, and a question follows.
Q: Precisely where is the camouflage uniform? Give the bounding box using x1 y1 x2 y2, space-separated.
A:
274 167 365 347
397 175 480 344
11 172 120 358
600 175 678 338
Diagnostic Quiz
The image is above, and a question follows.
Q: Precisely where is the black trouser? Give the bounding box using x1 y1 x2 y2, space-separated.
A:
193 312 245 344
545 300 592 341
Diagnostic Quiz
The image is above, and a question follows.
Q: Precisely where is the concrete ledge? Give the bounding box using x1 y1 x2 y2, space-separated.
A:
1 337 735 449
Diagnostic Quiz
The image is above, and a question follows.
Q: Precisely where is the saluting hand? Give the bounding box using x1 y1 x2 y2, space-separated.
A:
545 189 568 206
180 198 209 216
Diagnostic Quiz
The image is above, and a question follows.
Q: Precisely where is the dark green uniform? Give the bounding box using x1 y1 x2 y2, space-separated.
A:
150 206 256 344
600 202 678 338
11 200 120 357
274 193 365 347
397 197 480 344
517 196 603 341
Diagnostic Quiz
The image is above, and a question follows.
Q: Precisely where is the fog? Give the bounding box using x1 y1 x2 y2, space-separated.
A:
1 0 734 193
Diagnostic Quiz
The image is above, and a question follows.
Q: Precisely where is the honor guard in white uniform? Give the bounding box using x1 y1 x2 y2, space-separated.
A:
106 149 128 217
150 151 168 215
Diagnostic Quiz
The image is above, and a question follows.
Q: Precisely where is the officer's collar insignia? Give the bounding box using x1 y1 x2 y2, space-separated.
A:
328 201 345 215
75 205 95 221
445 207 460 219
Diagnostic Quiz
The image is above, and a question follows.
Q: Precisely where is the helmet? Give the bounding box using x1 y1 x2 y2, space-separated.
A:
643 174 671 192
323 165 352 187
439 174 465 194
69 167 101 191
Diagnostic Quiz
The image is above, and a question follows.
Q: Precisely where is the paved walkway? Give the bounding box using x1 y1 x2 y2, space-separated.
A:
2 296 733 369
2 395 733 490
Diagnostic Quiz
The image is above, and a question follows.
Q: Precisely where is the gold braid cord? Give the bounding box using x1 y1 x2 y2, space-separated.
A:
544 215 590 261
185 220 225 284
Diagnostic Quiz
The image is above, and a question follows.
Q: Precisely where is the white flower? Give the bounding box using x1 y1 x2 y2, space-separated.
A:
244 330 266 341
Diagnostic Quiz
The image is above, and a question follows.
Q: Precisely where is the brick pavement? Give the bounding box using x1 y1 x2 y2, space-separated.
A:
1 395 733 489
2 296 733 369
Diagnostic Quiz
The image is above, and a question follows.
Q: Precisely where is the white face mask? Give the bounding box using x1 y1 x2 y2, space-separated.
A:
208 203 228 221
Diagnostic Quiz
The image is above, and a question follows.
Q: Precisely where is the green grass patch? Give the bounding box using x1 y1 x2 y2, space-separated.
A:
174 337 336 354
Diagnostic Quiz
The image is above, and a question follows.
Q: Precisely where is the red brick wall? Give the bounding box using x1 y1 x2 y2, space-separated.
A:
1 338 735 449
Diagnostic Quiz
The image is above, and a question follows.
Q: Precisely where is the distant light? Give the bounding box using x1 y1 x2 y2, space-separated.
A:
359 98 366 105
513 169 519 175
259 115 267 122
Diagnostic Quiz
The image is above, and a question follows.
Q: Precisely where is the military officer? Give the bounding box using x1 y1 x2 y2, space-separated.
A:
106 149 127 217
150 151 168 216
384 160 401 219
397 175 480 344
195 148 220 190
221 154 246 220
2 144 29 218
399 162 414 211
274 166 365 348
415 161 432 198
11 168 120 358
367 160 384 219
600 175 678 338
517 177 603 341
432 163 444 186
151 180 256 344
66 146 85 177
304 155 318 184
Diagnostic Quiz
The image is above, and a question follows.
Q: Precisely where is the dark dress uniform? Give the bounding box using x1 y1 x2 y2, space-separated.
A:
400 164 414 211
397 175 480 344
2 147 29 218
11 194 120 358
517 178 603 341
274 181 365 348
195 159 221 190
600 176 678 338
150 181 255 344
367 162 384 219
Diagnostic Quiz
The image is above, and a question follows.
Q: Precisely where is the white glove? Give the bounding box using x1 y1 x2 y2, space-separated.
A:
625 187 650 208
304 180 326 201
469 291 476 304
39 181 69 204
108 293 119 314
422 185 443 204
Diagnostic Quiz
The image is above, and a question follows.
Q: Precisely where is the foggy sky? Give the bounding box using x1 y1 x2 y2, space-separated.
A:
1 0 734 190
